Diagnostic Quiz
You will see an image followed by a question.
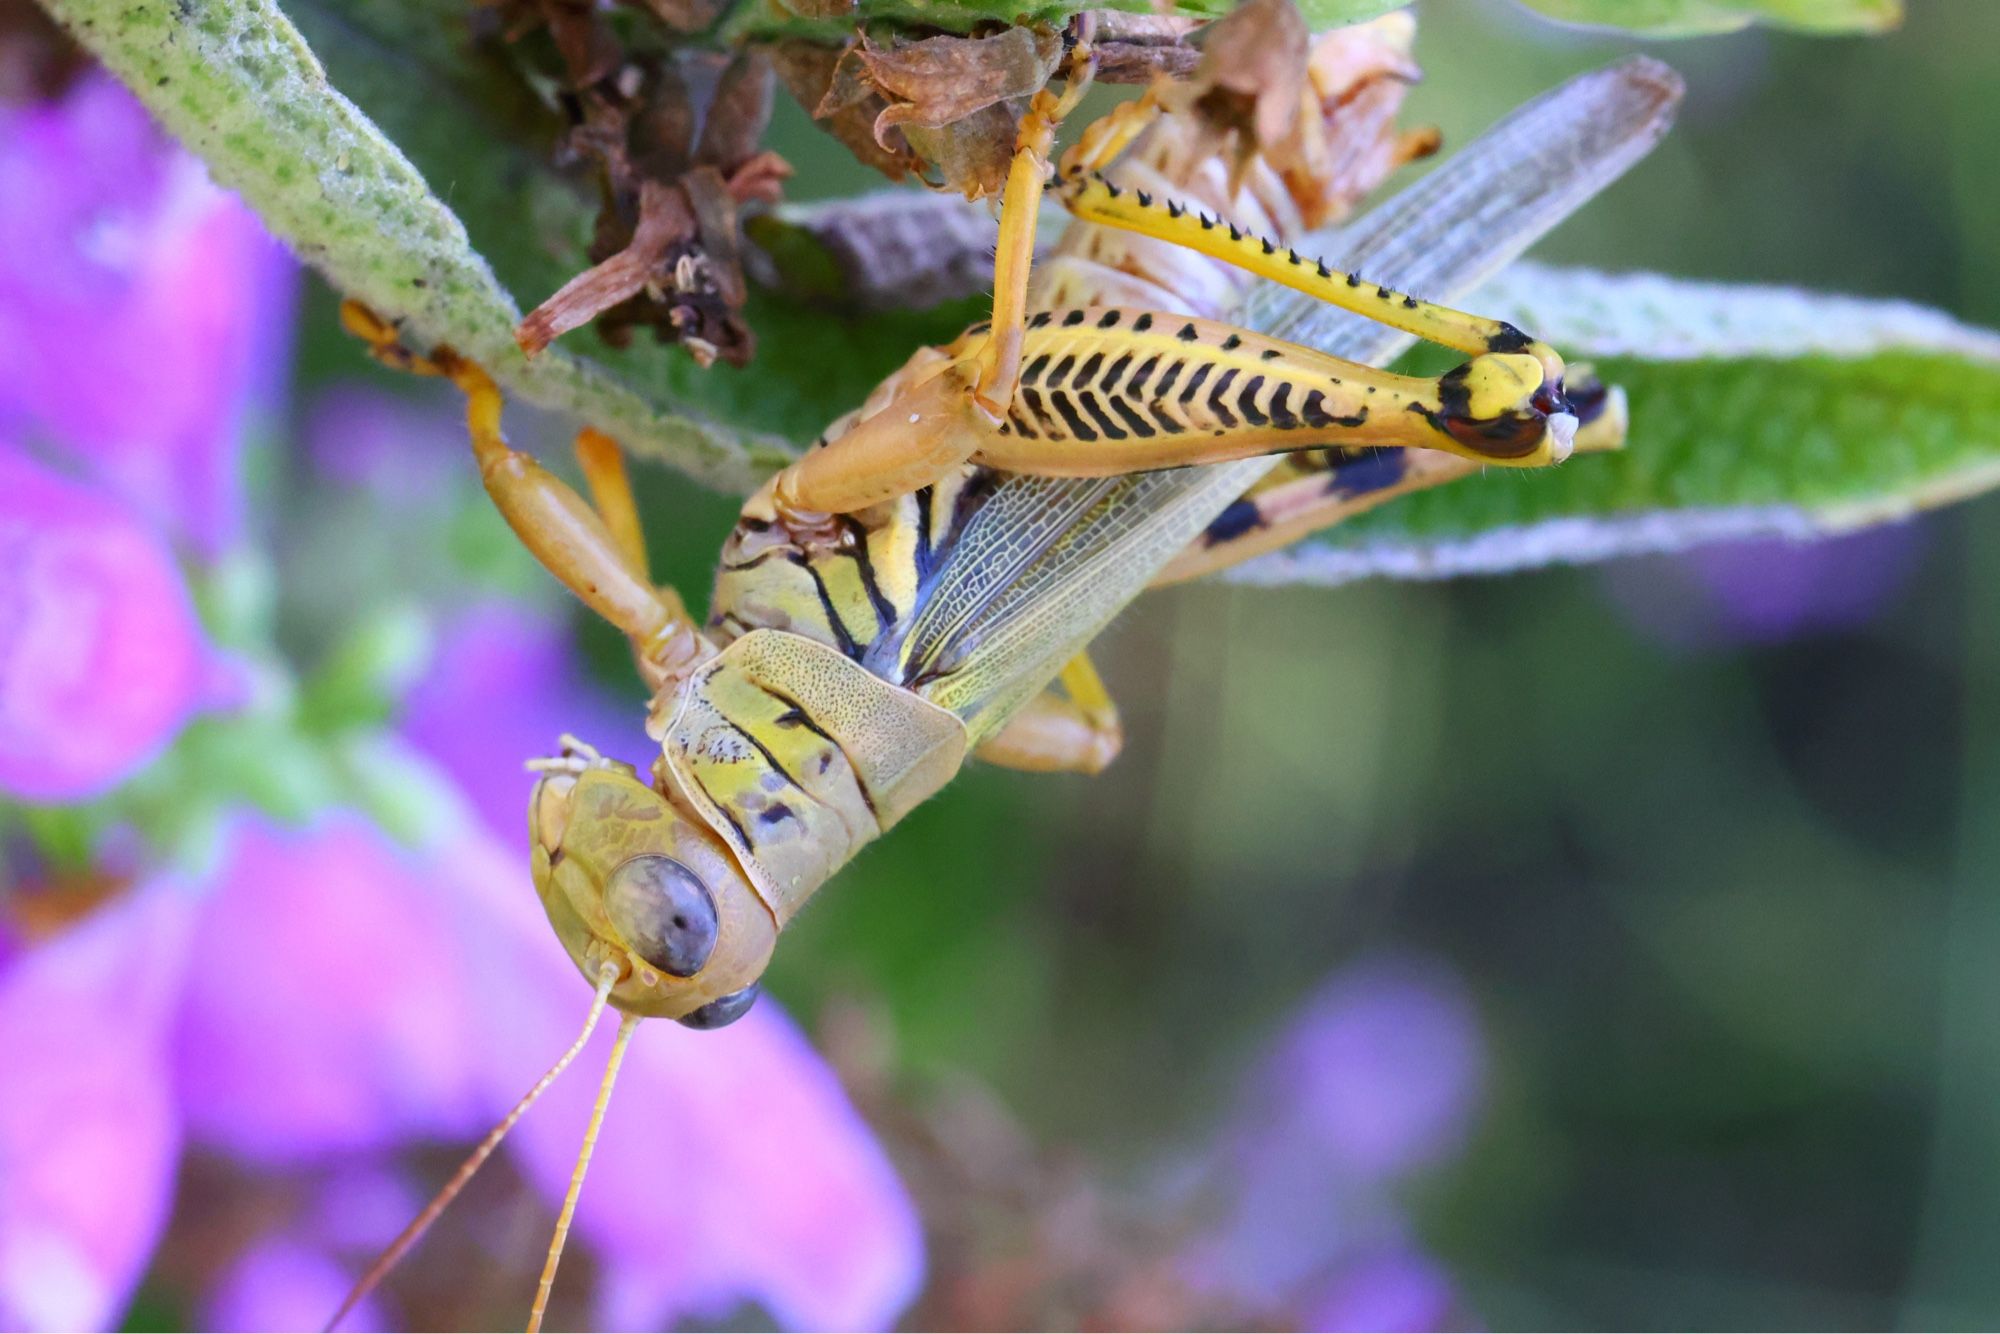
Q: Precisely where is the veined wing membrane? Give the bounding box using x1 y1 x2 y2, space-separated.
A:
894 57 1685 741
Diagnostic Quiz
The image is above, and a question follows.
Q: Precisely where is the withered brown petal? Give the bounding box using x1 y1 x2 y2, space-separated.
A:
859 25 1063 141
770 40 919 181
693 51 777 169
1093 40 1200 85
627 0 721 32
517 179 697 356
902 100 1019 200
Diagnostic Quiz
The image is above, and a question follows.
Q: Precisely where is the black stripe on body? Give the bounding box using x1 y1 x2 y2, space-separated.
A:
1203 497 1266 545
788 553 864 659
840 516 899 633
912 486 936 579
1328 447 1409 497
722 718 804 793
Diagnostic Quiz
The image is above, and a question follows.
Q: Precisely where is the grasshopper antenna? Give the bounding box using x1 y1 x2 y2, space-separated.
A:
528 1010 641 1333
324 960 624 1332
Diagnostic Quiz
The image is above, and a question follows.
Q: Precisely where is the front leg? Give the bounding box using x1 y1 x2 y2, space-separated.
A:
341 302 711 686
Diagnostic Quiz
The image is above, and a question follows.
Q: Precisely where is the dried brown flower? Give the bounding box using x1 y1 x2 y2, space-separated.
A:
509 46 789 367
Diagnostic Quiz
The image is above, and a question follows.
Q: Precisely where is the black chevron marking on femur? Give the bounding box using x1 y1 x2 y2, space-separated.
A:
1007 407 1040 439
1075 391 1126 440
1207 367 1240 429
1128 354 1160 396
1047 391 1097 441
1180 361 1213 407
1075 351 1106 389
1104 352 1134 392
1237 374 1269 428
1023 353 1052 386
1300 389 1369 430
1021 387 1061 438
1108 396 1157 438
1268 382 1299 430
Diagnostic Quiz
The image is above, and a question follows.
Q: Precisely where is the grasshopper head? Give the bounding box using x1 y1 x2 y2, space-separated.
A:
528 746 775 1028
1432 344 1578 467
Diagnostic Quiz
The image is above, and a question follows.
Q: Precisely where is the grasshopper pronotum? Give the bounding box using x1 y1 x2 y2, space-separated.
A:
330 22 1682 1328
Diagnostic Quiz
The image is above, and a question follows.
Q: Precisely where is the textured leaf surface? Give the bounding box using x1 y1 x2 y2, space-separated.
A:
42 0 798 491
1512 0 1900 35
1231 265 2000 585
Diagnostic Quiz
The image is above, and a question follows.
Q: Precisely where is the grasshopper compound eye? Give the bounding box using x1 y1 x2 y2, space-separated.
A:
603 854 719 978
678 983 760 1029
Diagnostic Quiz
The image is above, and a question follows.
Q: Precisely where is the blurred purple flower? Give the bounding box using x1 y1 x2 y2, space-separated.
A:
1252 955 1487 1183
1185 954 1485 1328
1604 524 1927 649
305 383 464 501
201 1238 390 1334
1299 1247 1462 1333
0 876 197 1330
172 813 491 1161
0 444 209 802
400 600 645 850
0 71 296 555
2 796 922 1331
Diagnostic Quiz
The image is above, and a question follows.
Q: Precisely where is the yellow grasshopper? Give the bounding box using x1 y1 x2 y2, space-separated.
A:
331 21 1682 1328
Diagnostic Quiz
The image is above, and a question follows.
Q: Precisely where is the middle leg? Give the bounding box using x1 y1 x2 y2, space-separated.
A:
976 652 1124 774
342 302 710 686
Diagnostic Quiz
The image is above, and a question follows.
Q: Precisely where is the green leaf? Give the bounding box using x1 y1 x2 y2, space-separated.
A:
1510 0 1902 37
42 0 795 491
1292 0 1414 29
1233 266 2000 585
